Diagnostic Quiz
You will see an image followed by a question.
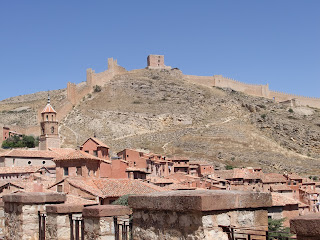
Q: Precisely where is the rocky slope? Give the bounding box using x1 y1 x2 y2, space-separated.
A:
1 69 320 175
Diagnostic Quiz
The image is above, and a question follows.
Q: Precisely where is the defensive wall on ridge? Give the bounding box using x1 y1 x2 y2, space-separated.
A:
66 56 320 109
184 74 320 109
66 58 127 105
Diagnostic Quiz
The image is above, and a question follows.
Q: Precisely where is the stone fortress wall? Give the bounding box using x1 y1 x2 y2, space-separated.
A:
66 55 320 109
184 74 320 109
67 58 127 105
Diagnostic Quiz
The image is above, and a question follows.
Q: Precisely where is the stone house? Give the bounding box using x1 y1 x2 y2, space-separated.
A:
261 173 287 192
0 149 58 168
170 157 190 174
268 192 300 227
117 149 147 169
270 184 294 198
80 137 109 160
53 150 112 182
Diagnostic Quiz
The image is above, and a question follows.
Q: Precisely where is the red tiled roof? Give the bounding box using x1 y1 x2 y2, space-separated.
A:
93 178 165 197
81 137 109 148
149 177 174 184
53 150 111 163
0 166 49 174
262 173 287 183
165 183 196 190
41 103 56 113
62 177 165 198
65 194 98 205
286 173 303 180
271 193 299 206
0 149 59 158
49 148 76 155
270 184 293 192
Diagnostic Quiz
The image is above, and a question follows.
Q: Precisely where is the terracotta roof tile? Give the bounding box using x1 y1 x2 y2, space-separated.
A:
82 137 109 148
41 103 56 113
0 149 59 158
271 193 299 206
62 177 166 198
270 184 293 192
0 166 48 174
262 173 287 183
65 194 98 205
53 150 111 163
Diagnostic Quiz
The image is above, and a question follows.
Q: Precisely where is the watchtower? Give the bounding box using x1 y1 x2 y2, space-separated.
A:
147 55 171 70
39 94 60 150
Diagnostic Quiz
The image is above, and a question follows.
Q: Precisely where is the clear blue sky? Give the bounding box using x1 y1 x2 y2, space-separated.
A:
0 0 319 100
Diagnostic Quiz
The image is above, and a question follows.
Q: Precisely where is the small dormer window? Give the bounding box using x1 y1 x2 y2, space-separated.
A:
46 115 48 121
51 115 53 121
51 127 54 133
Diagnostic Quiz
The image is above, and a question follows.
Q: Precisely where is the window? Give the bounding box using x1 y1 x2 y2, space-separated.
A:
51 115 53 121
46 115 48 121
76 167 82 176
42 161 46 164
64 167 69 176
93 150 98 157
85 151 89 153
57 185 63 193
51 127 54 134
28 161 31 165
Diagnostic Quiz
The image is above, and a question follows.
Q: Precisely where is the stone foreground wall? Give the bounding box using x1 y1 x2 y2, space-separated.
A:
129 190 272 240
3 192 66 240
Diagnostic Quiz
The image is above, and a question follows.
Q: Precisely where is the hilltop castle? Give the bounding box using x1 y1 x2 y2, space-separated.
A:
66 54 320 109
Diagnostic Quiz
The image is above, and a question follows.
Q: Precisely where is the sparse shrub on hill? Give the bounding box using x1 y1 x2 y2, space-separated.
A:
93 85 102 92
261 114 267 119
225 165 234 170
288 108 294 113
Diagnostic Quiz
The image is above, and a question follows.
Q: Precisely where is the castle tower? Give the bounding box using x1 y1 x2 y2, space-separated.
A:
39 94 60 150
147 55 171 70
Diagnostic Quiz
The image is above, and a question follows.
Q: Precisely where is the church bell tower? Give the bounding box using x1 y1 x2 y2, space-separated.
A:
39 94 60 150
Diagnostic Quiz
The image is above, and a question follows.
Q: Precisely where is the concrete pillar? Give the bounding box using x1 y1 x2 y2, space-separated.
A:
128 190 272 240
3 192 66 240
82 205 130 240
46 204 86 240
290 214 320 240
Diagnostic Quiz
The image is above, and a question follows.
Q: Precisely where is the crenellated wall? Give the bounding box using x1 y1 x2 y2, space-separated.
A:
185 74 320 109
67 58 127 106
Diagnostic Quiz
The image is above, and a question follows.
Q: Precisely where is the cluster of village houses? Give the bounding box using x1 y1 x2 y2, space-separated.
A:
0 98 319 227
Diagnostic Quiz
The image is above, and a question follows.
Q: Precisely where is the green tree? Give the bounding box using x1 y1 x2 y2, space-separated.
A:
268 218 292 239
2 134 38 149
111 194 132 206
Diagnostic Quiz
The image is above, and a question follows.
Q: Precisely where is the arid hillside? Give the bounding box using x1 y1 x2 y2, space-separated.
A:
1 69 320 175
